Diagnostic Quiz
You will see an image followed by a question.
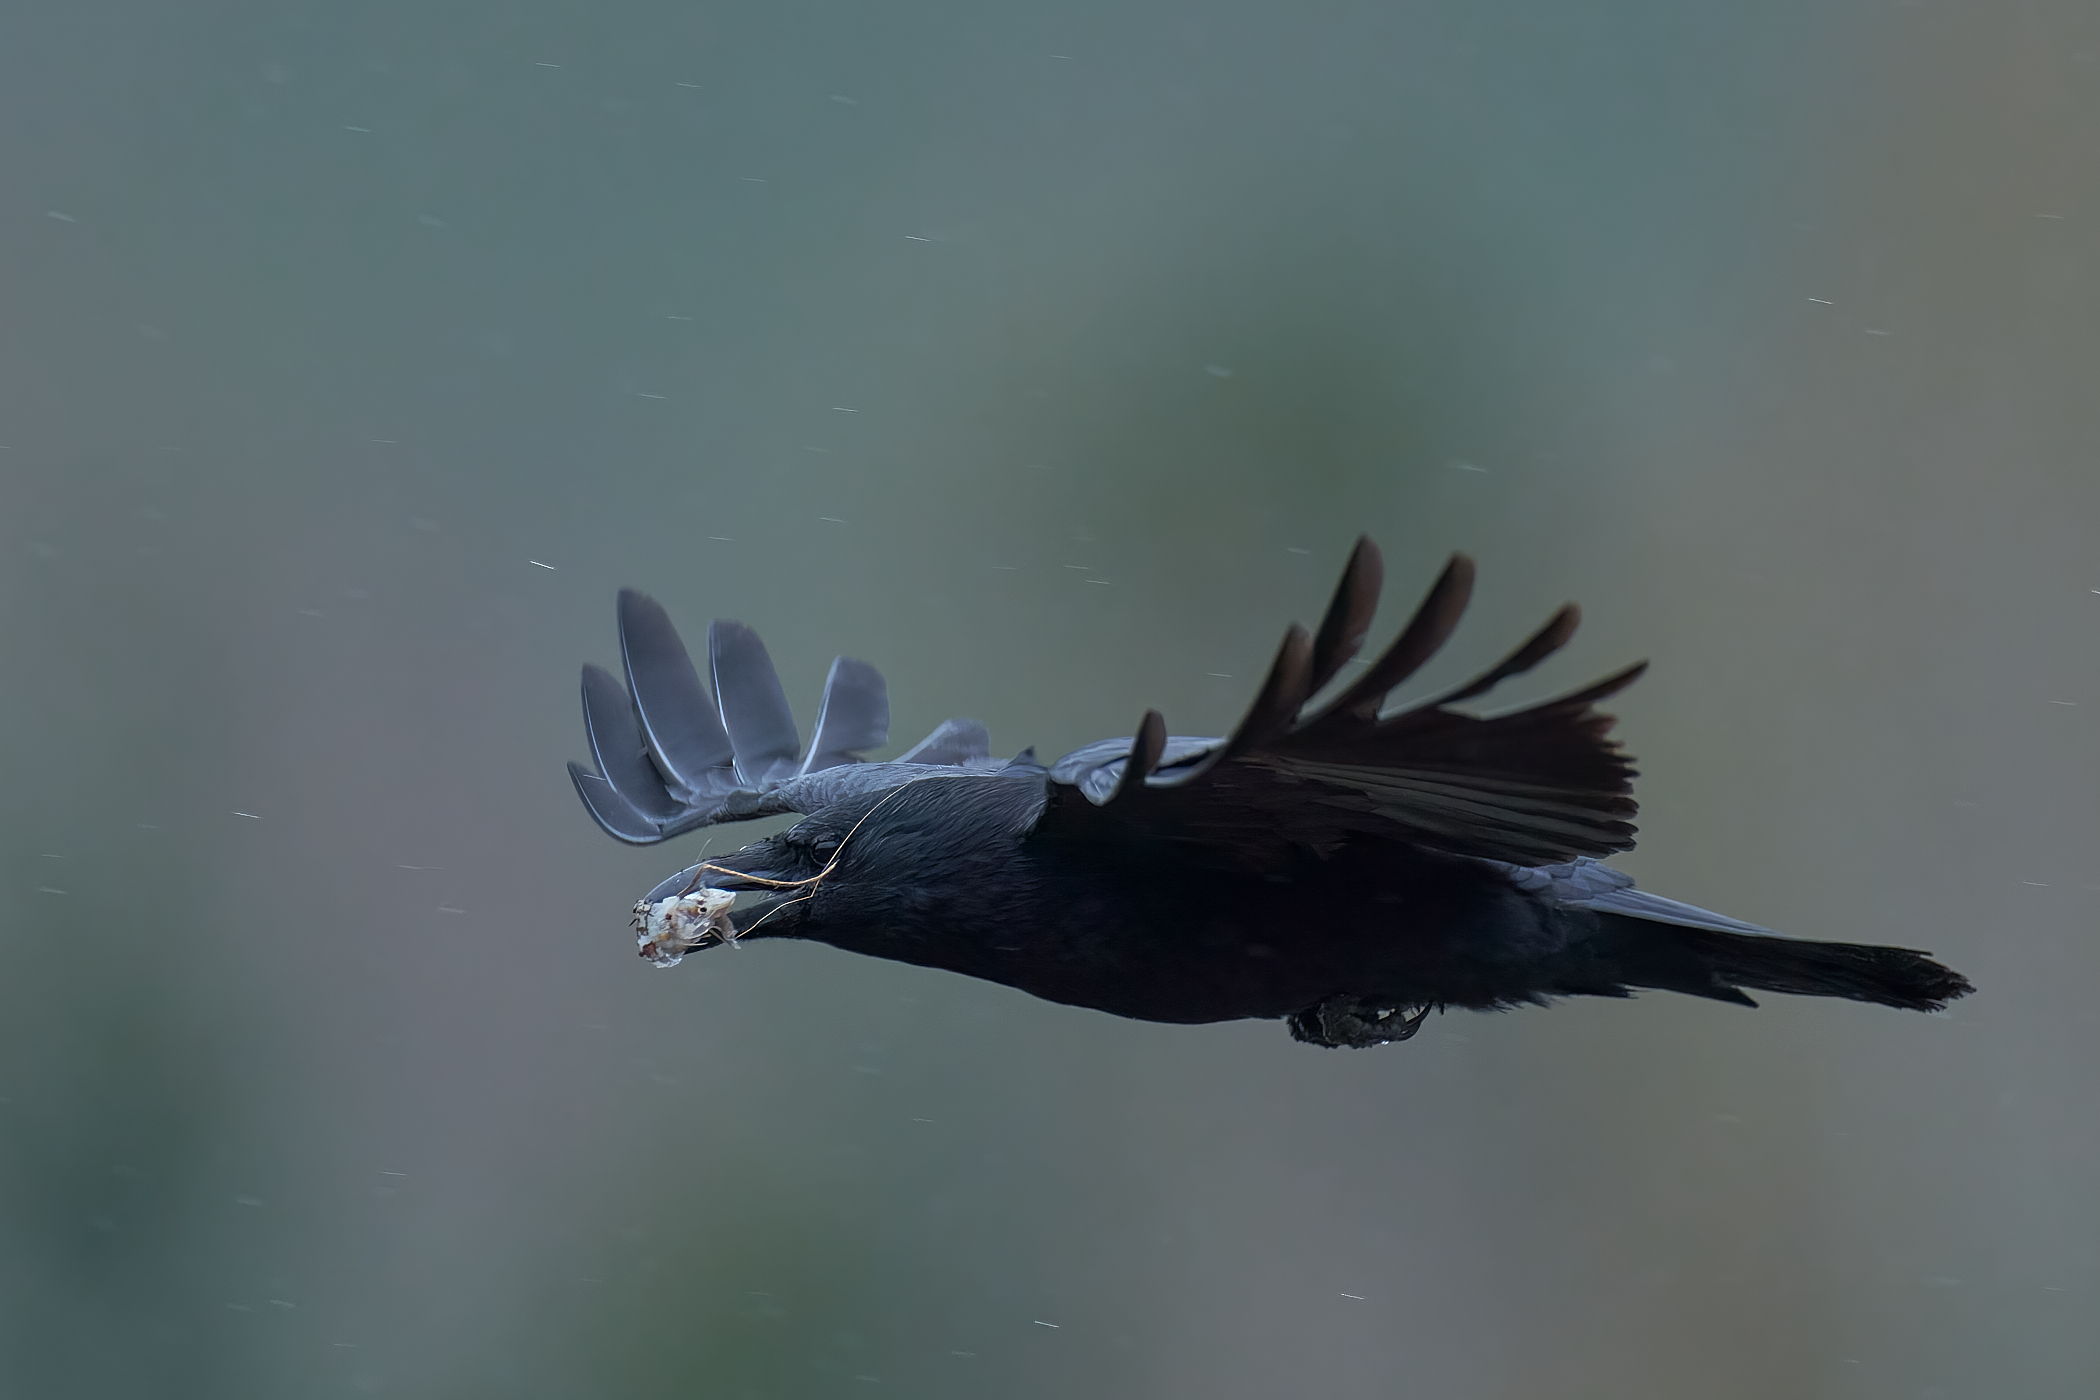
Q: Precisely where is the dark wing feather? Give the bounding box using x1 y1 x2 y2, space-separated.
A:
1109 710 1169 803
1042 538 1645 866
1305 536 1383 695
1303 552 1474 729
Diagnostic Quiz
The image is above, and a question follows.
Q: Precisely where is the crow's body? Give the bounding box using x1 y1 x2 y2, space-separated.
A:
570 541 1971 1046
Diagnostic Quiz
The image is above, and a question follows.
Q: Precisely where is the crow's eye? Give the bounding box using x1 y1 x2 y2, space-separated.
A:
785 824 840 859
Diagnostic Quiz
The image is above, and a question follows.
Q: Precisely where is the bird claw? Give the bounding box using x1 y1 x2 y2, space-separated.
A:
1287 995 1436 1048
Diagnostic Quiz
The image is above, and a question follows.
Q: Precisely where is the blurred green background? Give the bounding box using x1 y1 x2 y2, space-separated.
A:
3 1 2095 1396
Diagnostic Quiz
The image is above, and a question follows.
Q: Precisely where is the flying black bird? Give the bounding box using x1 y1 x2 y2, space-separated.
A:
568 541 1972 1047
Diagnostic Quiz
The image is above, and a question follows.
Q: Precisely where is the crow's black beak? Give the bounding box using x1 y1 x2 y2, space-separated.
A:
639 849 801 904
632 843 817 964
641 863 709 904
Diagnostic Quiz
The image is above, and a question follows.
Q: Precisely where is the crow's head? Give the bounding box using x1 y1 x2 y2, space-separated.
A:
627 812 844 964
628 770 1048 963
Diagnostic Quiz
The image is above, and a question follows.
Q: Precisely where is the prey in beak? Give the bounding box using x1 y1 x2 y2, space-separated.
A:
630 839 822 966
632 886 736 966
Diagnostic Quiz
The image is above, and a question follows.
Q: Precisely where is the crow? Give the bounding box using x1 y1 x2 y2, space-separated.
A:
568 540 1972 1047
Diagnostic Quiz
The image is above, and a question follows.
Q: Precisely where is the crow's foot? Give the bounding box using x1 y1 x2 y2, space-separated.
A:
1287 995 1437 1048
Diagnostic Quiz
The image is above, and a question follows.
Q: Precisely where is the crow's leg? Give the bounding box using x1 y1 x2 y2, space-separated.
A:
1287 995 1437 1048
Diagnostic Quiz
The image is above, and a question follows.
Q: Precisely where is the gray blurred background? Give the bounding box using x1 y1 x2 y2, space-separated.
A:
2 1 2095 1396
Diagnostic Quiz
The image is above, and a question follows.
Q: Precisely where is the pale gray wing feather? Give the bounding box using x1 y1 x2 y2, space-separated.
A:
1049 735 1224 803
580 663 683 821
618 589 739 804
802 656 889 775
709 620 802 786
574 595 899 844
1489 857 1780 936
897 717 992 765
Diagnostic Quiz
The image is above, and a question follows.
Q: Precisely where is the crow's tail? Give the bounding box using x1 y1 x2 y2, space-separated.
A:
1588 914 1974 1012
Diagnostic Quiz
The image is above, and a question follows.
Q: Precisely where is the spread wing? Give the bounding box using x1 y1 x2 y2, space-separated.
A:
1040 539 1646 867
568 589 990 844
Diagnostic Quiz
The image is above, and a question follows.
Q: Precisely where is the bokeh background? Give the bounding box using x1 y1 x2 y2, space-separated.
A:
3 1 2096 1396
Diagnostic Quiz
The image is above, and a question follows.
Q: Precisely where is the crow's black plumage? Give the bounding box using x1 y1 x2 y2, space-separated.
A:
568 541 1972 1046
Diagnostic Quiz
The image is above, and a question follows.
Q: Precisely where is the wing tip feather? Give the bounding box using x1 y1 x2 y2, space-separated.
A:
568 761 666 844
1053 539 1656 866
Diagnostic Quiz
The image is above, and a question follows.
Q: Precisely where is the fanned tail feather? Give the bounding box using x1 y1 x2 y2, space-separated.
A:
1593 914 1974 1012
